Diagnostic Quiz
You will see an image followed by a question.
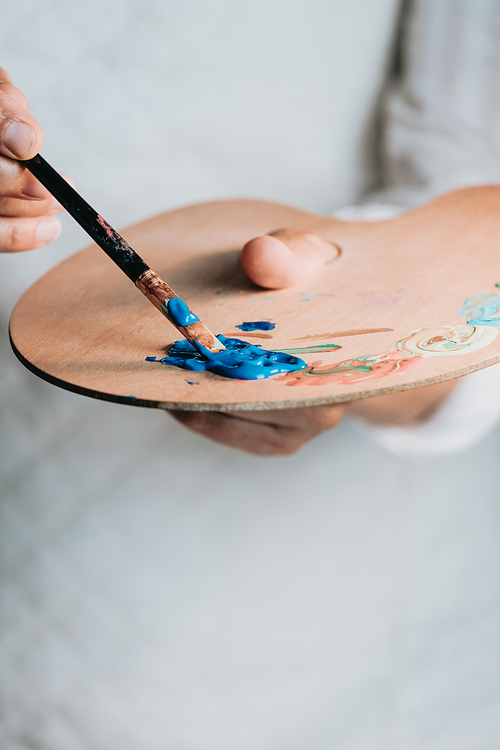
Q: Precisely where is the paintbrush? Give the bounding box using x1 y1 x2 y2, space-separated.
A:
21 153 223 353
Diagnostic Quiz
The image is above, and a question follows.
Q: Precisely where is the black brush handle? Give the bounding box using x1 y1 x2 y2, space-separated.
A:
21 153 224 353
22 153 149 282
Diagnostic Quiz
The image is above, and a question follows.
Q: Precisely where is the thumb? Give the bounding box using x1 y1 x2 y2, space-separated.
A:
0 68 43 160
241 228 340 289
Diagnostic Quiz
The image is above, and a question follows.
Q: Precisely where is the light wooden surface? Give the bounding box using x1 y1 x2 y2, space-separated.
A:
9 186 500 411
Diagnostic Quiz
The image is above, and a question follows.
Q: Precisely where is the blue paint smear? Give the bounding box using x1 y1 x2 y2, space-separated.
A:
146 335 307 380
236 320 276 331
166 297 200 327
458 293 500 325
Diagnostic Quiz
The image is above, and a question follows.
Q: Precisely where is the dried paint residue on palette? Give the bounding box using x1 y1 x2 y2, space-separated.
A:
279 324 497 386
277 286 500 387
148 284 500 387
278 351 424 386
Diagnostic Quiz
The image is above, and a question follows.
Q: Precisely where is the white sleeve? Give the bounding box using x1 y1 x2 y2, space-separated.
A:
351 363 500 458
334 0 500 456
375 0 500 210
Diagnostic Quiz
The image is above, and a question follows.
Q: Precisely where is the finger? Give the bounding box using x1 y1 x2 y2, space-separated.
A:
241 228 340 289
0 68 12 85
19 167 53 198
0 194 63 217
169 410 305 455
0 72 43 159
17 168 74 201
0 156 56 215
0 215 62 253
168 404 346 456
0 153 47 197
225 404 347 432
0 155 73 205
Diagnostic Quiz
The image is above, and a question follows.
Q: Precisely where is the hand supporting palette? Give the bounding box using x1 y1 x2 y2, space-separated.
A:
10 187 500 411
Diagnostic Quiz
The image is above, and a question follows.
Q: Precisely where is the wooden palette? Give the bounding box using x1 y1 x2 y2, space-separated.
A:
9 186 500 411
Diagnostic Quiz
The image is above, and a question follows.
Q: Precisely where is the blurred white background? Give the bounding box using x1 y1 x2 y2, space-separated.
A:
1 2 500 749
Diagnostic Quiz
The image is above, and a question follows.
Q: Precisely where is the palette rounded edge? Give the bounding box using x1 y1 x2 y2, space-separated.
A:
9 191 500 412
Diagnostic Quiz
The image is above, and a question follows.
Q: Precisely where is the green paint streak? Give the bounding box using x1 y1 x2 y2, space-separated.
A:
495 282 500 289
305 363 372 377
303 354 390 377
271 343 341 354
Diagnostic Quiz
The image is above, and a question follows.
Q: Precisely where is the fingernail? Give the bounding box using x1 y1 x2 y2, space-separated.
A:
3 121 35 158
36 217 62 244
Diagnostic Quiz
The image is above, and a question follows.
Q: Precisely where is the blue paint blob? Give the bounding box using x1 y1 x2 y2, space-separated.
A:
236 320 276 332
166 297 200 327
147 335 307 380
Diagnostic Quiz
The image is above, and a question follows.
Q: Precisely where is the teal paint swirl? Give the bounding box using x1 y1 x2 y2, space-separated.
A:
458 293 500 326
